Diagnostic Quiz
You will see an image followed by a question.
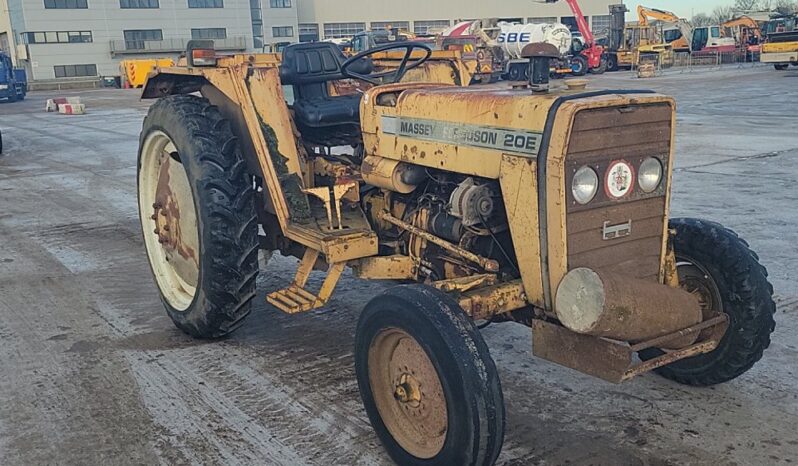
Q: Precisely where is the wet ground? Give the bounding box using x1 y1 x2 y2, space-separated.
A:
0 64 796 465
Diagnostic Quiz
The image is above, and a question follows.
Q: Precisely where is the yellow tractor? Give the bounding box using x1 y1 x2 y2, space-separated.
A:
138 40 775 464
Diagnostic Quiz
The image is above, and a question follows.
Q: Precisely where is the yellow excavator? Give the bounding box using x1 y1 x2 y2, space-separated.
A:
640 6 737 53
638 6 694 52
605 4 674 69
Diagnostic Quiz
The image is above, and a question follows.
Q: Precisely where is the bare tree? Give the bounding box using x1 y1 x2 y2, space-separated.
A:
734 0 760 11
711 6 736 24
691 13 713 27
773 0 798 13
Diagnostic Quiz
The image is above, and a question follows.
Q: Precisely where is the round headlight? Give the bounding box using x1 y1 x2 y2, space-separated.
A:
638 157 663 193
572 166 599 205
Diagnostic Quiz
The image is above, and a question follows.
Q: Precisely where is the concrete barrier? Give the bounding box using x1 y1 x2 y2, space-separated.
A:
58 103 86 115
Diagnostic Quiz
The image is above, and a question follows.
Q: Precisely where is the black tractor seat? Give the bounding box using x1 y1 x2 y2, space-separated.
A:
279 42 372 145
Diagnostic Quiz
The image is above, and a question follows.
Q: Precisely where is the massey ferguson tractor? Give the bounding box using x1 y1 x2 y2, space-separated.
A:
137 39 775 465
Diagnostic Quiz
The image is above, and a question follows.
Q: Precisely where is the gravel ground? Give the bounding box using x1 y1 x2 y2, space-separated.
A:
0 64 796 465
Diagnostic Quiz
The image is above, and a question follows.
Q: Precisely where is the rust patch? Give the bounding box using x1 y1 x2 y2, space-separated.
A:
154 155 197 264
259 122 311 222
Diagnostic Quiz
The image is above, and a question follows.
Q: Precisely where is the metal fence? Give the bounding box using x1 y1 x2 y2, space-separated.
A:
631 48 767 75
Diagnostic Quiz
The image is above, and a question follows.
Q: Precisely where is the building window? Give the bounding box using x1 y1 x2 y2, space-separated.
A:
120 0 158 7
54 64 97 78
560 16 588 33
272 26 293 38
123 29 163 50
370 21 410 31
44 0 88 8
298 23 319 42
323 22 365 39
591 15 611 35
188 0 222 7
250 0 262 49
191 28 226 39
269 0 290 7
528 16 557 24
23 31 92 44
413 20 450 35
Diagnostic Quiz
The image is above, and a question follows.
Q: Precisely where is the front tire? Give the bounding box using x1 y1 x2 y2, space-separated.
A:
355 285 505 466
607 53 619 72
640 218 776 386
570 55 588 76
138 95 259 338
590 55 608 74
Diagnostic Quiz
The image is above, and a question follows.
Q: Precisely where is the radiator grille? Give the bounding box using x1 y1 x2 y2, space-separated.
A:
565 103 672 281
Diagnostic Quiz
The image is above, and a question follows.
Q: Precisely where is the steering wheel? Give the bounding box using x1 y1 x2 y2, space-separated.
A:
341 42 433 85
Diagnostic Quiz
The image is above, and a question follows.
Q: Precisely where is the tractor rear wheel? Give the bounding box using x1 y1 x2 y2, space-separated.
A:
138 95 259 338
640 218 776 386
355 285 505 466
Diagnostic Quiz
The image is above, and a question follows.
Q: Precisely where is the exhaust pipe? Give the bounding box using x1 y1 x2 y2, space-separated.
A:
555 268 703 349
521 43 561 93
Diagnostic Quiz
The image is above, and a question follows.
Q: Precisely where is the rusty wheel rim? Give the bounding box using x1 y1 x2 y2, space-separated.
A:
677 258 725 340
139 131 200 311
368 328 448 459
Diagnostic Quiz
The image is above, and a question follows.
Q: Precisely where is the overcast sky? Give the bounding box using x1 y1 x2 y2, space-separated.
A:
623 0 733 19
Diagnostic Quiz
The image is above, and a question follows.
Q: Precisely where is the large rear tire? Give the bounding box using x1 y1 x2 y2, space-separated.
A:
138 95 259 338
640 218 776 386
355 285 505 466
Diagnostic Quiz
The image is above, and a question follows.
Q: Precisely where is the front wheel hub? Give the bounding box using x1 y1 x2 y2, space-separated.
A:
368 328 448 459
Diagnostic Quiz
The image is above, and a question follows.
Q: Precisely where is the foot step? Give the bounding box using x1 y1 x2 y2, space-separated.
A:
267 285 319 314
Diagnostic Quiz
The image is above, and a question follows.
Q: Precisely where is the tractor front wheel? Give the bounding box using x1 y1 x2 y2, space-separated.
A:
640 218 776 386
138 95 259 338
355 285 505 466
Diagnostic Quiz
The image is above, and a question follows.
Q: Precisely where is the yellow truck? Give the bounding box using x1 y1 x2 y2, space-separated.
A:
762 31 798 70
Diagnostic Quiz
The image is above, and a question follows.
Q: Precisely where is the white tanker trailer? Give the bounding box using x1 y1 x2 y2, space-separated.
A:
495 22 587 80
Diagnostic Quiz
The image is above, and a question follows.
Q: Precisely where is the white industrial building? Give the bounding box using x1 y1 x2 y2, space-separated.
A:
0 0 618 81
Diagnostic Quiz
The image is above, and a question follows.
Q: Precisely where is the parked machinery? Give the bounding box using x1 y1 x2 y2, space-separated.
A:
137 39 775 465
761 14 798 70
0 52 27 102
722 15 763 54
496 22 576 79
639 6 736 53
603 4 674 70
538 0 608 74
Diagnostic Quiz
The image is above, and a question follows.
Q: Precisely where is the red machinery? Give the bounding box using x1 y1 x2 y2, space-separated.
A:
540 0 606 72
